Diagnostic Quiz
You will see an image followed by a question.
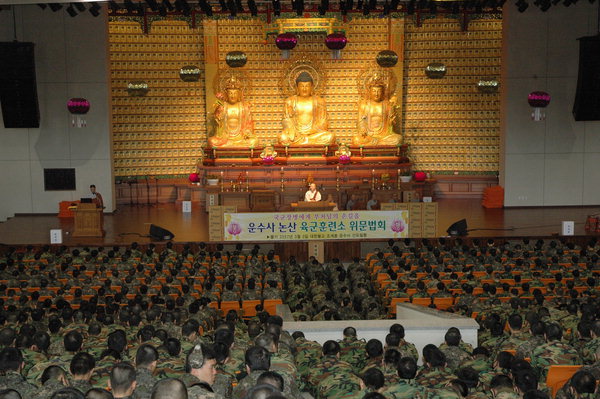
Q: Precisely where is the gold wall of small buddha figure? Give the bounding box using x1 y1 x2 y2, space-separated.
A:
108 15 501 178
402 17 501 174
109 20 206 178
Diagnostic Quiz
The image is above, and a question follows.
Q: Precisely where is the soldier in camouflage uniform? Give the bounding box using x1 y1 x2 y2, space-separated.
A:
388 324 419 362
232 346 270 399
34 365 70 399
439 328 471 372
155 344 182 380
489 375 521 399
0 347 37 397
69 352 96 393
416 345 457 389
338 327 367 372
531 323 581 380
380 357 430 399
151 378 189 399
213 342 235 399
108 362 137 399
293 331 322 390
339 367 385 399
580 320 600 365
184 344 223 399
554 370 597 399
307 340 358 398
360 339 384 375
132 344 159 399
498 313 529 352
516 321 546 359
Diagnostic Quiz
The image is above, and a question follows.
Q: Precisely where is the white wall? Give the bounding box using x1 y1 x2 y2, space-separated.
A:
502 2 600 206
0 5 113 222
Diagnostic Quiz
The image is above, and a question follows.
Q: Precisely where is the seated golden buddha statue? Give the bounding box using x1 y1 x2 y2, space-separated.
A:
353 76 402 147
280 72 335 146
208 77 257 148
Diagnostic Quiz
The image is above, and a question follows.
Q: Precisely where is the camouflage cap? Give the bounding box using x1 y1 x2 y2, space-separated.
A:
187 344 205 369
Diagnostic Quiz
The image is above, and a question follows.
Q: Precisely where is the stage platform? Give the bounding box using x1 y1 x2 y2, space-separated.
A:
0 199 598 250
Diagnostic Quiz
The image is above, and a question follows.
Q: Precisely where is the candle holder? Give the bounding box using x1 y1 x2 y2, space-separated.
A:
371 169 375 190
280 168 285 192
220 171 224 192
336 165 340 191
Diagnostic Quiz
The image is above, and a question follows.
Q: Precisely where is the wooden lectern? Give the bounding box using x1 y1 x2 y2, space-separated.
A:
73 203 104 237
291 201 337 211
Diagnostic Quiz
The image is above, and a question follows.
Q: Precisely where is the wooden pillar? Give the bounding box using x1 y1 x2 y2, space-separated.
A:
389 18 405 128
203 19 219 140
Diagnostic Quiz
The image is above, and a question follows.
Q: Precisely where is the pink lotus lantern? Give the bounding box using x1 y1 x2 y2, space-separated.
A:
413 171 427 182
262 156 275 165
325 33 347 60
276 33 298 60
188 172 200 183
338 154 351 164
67 98 90 128
528 91 551 121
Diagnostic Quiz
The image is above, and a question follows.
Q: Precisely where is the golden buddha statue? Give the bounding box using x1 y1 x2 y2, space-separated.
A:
280 72 335 146
353 75 402 146
209 76 257 148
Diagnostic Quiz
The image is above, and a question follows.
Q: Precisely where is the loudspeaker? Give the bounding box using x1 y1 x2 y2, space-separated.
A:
149 224 175 240
0 42 40 128
573 35 600 121
446 219 468 236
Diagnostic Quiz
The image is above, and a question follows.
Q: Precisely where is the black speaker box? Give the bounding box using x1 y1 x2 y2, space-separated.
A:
149 224 175 241
446 219 468 236
0 42 40 128
573 35 600 121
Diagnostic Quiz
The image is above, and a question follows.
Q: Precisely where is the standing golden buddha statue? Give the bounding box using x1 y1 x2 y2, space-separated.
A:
209 76 257 148
353 73 402 146
280 72 335 146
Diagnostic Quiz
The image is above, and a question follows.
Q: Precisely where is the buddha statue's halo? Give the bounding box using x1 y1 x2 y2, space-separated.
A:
280 56 326 97
356 67 397 99
213 69 251 98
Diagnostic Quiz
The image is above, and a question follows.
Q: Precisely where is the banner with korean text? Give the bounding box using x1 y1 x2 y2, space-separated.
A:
223 210 409 241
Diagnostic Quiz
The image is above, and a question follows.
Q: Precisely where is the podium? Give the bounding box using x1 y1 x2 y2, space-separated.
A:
72 203 104 237
291 201 337 211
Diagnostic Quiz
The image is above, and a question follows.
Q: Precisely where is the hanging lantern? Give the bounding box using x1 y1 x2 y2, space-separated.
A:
67 98 90 114
413 171 427 182
276 33 298 60
425 62 447 79
528 91 551 121
67 98 90 128
376 50 398 68
477 78 499 94
325 33 347 60
188 172 200 183
226 51 247 68
179 65 201 82
127 81 149 97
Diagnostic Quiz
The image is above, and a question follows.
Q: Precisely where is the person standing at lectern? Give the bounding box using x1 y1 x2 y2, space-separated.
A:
90 185 104 209
304 183 321 202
